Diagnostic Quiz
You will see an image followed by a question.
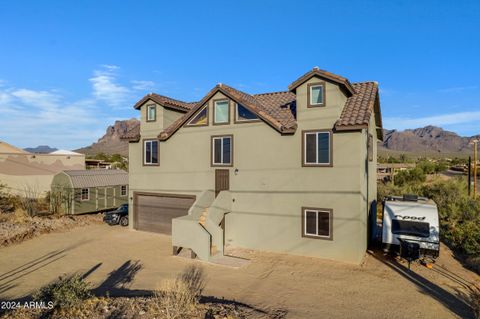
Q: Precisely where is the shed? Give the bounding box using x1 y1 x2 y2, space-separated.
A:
51 169 128 214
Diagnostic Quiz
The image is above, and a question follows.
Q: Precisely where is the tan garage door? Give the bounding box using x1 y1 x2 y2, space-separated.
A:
134 193 196 234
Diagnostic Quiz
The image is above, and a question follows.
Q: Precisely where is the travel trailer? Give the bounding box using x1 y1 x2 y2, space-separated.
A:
382 195 440 260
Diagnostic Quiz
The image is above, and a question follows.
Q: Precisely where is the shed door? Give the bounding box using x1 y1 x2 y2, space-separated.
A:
134 193 196 234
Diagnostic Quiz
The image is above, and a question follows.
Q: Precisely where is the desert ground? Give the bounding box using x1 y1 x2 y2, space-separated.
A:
0 224 477 318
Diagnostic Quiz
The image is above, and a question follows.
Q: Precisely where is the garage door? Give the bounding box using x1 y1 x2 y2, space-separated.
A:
134 193 196 234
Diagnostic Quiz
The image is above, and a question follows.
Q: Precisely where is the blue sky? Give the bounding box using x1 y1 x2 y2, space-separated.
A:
0 0 479 149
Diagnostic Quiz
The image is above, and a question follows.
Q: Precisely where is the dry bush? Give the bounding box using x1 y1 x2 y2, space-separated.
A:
153 265 205 319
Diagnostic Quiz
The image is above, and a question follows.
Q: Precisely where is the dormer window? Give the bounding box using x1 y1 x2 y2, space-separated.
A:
235 103 259 122
307 82 325 107
186 105 208 126
147 104 157 122
213 99 230 125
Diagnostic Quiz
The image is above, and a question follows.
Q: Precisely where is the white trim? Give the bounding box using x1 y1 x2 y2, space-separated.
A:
303 131 331 165
147 104 156 121
310 84 324 105
144 140 159 165
212 136 232 165
80 188 90 201
214 100 229 124
186 104 208 126
304 209 331 238
235 103 258 122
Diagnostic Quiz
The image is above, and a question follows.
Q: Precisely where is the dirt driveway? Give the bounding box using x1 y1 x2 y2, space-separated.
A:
0 224 477 318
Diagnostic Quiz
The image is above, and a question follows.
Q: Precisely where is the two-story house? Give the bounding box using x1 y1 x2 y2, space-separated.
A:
122 67 382 264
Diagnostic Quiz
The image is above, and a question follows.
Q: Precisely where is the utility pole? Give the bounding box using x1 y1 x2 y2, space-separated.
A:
474 140 478 199
468 156 471 197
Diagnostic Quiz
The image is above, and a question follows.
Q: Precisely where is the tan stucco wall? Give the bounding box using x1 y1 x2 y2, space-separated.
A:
139 100 184 136
0 153 85 197
128 76 374 264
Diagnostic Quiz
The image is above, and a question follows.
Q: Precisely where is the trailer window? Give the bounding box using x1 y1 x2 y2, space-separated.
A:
392 219 430 238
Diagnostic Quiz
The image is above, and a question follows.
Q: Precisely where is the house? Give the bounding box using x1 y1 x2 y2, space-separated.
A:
51 170 128 214
122 67 383 264
0 141 85 197
85 159 113 170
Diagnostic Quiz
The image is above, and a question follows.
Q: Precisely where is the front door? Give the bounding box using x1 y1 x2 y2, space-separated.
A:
215 169 229 197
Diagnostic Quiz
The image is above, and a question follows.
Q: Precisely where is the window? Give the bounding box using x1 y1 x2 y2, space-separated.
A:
392 220 430 238
211 135 233 166
147 105 156 122
186 105 208 126
213 100 230 124
144 140 159 165
302 130 332 166
235 103 258 122
81 188 89 201
121 185 127 196
302 207 332 240
307 82 325 107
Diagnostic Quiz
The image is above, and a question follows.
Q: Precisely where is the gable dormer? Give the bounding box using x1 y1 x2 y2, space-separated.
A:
288 67 354 127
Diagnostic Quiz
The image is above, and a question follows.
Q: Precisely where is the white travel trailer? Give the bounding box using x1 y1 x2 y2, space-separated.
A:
382 195 440 259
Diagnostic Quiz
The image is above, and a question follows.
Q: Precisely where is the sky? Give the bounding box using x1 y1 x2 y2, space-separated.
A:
0 0 479 149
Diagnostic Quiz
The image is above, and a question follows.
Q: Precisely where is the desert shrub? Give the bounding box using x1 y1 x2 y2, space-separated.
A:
466 284 480 319
34 274 91 309
154 265 205 319
394 167 426 186
0 183 18 214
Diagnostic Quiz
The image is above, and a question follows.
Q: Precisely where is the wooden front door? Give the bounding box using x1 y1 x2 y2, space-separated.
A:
215 169 229 197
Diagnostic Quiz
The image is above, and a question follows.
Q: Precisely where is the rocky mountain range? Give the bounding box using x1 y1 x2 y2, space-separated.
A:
75 119 139 156
75 120 478 158
380 126 479 156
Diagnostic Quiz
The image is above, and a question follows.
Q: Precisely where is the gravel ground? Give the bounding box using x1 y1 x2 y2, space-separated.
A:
0 213 103 247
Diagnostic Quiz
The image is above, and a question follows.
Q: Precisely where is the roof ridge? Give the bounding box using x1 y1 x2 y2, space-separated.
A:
253 90 291 96
150 92 196 105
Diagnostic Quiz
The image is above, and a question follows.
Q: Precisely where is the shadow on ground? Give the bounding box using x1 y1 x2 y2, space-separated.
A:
368 250 474 318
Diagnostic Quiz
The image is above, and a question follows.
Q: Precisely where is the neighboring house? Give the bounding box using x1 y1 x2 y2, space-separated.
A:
122 67 383 264
0 141 85 197
85 159 113 170
51 170 128 214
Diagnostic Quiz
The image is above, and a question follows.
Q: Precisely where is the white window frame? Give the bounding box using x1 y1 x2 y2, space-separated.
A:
186 104 208 126
303 131 331 166
303 208 332 239
310 84 325 106
235 103 259 122
81 188 90 201
121 185 127 196
147 104 156 121
212 136 232 166
214 100 230 124
144 140 159 165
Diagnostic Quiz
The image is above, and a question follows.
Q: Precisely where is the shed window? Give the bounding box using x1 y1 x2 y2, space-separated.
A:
147 105 156 122
235 103 258 121
303 208 332 239
212 135 232 166
214 100 229 124
144 140 159 165
81 188 89 201
303 131 331 166
121 185 127 196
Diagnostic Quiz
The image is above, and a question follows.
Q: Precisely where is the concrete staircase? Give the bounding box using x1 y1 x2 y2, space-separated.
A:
172 190 231 261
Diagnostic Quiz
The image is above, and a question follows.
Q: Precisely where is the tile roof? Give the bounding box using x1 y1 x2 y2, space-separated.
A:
335 82 378 129
120 122 140 141
133 93 196 112
123 68 381 142
288 67 356 96
62 169 128 188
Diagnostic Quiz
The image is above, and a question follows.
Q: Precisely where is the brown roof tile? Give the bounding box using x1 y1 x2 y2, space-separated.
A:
288 67 356 96
133 93 196 112
120 123 140 141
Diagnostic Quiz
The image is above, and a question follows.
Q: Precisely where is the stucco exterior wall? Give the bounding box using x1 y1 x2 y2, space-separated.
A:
128 76 372 263
0 153 85 197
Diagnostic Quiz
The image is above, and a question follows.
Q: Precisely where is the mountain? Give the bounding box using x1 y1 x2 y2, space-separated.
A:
75 119 139 156
380 126 480 156
24 145 58 153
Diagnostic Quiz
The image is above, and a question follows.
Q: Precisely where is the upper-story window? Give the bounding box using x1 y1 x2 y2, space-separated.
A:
302 130 332 166
186 105 208 126
235 103 259 122
147 104 157 122
211 135 233 166
144 139 159 165
213 99 230 125
307 82 325 107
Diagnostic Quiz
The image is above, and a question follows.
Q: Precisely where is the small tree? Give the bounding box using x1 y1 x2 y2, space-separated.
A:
20 183 42 217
